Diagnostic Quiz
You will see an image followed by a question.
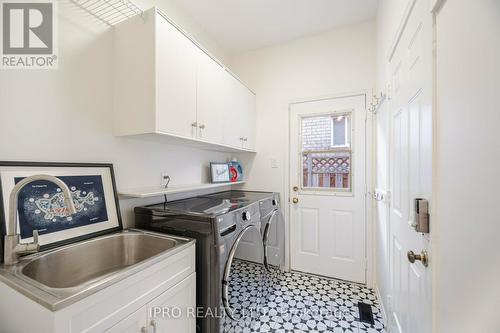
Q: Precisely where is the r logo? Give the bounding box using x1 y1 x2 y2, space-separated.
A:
2 2 53 54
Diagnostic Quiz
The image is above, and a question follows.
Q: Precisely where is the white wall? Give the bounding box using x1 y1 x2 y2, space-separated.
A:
0 0 234 227
434 1 500 332
230 21 376 267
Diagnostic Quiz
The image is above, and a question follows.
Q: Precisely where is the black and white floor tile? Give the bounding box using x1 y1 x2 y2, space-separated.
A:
221 260 386 333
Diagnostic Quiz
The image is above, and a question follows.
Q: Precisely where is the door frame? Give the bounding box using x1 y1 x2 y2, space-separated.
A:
285 90 375 288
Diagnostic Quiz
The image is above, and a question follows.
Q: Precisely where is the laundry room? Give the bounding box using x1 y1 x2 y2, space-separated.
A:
0 1 499 332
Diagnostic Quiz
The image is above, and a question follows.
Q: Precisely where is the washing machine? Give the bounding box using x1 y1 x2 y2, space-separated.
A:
200 191 285 272
135 196 267 333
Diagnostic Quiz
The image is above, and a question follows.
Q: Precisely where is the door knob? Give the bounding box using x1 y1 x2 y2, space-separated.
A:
199 124 205 129
407 250 429 267
150 319 157 333
292 197 299 204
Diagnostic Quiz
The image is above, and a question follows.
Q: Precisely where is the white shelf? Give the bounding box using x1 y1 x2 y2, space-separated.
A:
118 133 256 154
118 181 246 198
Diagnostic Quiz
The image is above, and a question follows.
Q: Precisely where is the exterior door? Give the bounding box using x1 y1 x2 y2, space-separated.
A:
289 94 366 283
388 0 432 332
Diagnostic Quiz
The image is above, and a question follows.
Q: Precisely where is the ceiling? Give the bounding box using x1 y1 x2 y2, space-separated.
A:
171 0 378 54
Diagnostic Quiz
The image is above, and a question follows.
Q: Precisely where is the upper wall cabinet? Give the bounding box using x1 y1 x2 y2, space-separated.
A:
113 8 256 153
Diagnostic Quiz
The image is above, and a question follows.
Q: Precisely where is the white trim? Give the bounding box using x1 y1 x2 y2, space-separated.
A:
375 284 389 331
365 94 375 288
387 0 417 62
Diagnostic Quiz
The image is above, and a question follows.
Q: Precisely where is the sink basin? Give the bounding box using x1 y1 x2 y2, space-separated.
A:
0 229 193 311
21 232 177 288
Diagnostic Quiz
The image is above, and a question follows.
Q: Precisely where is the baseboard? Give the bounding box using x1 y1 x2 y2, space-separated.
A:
375 284 389 331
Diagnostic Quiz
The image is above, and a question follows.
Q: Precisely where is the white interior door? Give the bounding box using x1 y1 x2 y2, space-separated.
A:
388 0 432 332
289 94 366 283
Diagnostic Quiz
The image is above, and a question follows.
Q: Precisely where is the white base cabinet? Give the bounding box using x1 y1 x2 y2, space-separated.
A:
0 243 196 333
113 7 256 153
106 274 196 333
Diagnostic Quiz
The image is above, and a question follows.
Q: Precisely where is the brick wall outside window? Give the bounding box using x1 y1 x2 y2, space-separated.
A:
302 116 332 151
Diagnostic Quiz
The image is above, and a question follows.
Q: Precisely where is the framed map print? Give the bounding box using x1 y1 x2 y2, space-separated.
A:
0 162 122 252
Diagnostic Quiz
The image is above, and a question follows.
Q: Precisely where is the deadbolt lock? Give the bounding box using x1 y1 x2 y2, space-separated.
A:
292 197 299 204
293 186 299 192
407 250 429 267
413 198 430 233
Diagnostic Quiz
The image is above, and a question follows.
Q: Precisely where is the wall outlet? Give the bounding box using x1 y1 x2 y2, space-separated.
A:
270 157 279 168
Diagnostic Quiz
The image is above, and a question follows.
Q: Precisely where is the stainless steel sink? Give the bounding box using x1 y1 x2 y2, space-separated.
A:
21 232 178 288
0 229 194 310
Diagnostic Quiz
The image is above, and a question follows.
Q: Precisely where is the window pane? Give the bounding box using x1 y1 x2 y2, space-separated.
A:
302 116 333 151
302 151 351 190
333 117 346 146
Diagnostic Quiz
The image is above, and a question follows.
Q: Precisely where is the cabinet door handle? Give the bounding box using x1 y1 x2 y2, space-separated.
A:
243 137 248 142
191 122 198 127
150 319 157 333
239 137 244 141
140 327 147 333
198 124 205 129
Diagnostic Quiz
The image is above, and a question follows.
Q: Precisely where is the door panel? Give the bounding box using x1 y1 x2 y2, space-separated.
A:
387 0 432 332
332 210 354 259
299 207 319 254
290 94 366 283
148 274 196 333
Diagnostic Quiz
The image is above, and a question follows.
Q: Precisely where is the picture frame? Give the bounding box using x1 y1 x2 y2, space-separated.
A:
210 162 230 183
0 161 122 258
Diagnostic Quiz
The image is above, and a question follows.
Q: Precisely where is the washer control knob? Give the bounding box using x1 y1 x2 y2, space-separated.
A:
242 211 251 221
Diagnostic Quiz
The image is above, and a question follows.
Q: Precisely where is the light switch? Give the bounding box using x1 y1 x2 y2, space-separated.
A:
270 157 278 168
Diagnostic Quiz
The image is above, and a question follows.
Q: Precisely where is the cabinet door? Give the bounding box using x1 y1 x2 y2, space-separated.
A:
105 307 147 333
147 273 196 333
156 13 198 138
240 87 256 150
196 52 226 143
222 73 245 148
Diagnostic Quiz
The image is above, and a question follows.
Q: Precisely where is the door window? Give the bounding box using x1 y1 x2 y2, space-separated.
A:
301 113 352 191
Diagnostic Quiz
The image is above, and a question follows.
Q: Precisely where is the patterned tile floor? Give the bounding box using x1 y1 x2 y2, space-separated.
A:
222 260 386 333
